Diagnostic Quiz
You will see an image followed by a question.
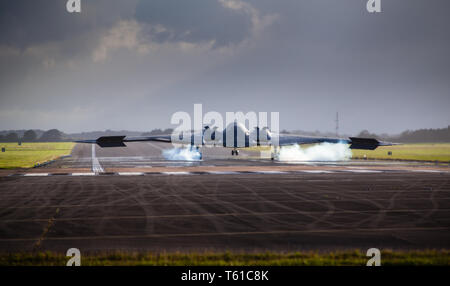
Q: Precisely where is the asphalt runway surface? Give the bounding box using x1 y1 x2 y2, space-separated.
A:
0 142 449 253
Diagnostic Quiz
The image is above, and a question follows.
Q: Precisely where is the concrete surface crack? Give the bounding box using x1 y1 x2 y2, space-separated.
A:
33 208 60 251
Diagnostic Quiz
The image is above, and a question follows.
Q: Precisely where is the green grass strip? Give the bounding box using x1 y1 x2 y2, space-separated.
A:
1 249 449 266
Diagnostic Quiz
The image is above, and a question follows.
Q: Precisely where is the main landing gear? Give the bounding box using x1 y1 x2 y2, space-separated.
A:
271 146 279 160
191 145 203 160
231 149 240 156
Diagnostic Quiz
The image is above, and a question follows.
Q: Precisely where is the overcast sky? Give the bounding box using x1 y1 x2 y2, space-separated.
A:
0 0 449 135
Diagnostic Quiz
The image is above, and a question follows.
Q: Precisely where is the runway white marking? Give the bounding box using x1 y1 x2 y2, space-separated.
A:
10 168 450 177
162 172 192 175
252 171 288 174
207 171 240 175
23 173 49 177
117 172 144 176
91 144 104 173
411 170 446 173
346 167 366 169
346 170 383 173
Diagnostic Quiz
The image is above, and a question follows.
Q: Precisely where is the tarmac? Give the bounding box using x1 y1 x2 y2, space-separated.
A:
0 142 449 253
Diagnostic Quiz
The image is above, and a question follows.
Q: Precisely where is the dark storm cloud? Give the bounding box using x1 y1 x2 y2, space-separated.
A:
135 0 252 46
0 0 448 134
0 0 137 48
0 1 73 48
0 0 253 49
139 0 450 133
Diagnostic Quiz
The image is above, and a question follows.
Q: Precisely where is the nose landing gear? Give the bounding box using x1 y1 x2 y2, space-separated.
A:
231 149 239 156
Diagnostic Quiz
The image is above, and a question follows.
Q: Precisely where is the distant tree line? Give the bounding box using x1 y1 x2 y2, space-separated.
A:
0 128 175 142
0 129 64 142
141 128 174 136
1 126 449 143
357 126 450 143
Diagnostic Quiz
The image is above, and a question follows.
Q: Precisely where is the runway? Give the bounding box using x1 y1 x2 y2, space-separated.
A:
0 142 449 253
2 141 448 176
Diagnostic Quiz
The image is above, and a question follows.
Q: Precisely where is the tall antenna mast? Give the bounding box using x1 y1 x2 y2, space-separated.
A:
335 112 339 137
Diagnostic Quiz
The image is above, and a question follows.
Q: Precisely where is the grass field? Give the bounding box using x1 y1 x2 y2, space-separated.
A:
1 250 449 266
351 143 450 162
0 142 75 169
247 143 450 162
0 142 448 168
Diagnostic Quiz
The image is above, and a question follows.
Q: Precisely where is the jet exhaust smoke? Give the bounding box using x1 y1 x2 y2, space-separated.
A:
277 143 352 162
162 146 202 161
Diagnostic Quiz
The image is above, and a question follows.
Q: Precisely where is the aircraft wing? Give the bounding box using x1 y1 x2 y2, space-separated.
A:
278 134 395 150
75 135 172 147
76 134 395 150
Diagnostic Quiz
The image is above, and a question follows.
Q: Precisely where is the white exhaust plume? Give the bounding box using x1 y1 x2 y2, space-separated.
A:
277 143 352 162
163 146 202 161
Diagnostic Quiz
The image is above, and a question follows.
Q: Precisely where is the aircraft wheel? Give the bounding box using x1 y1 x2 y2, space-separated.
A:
231 150 235 156
235 150 239 156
